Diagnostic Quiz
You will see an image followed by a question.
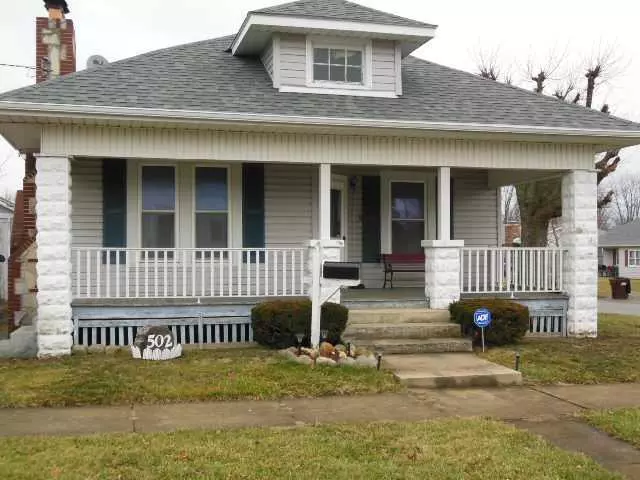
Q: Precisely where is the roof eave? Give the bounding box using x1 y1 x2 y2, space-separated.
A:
1 101 640 149
231 13 436 56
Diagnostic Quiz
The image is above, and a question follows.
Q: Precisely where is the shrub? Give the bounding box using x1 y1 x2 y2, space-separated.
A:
251 299 349 349
448 298 529 346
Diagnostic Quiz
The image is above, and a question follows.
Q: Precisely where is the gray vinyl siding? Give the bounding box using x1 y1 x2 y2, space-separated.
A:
71 158 102 247
260 40 274 81
453 170 498 246
279 34 306 87
264 164 314 248
371 40 396 92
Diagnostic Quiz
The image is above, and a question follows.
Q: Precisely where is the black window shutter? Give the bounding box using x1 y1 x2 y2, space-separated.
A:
361 175 381 263
102 159 127 264
242 164 265 262
102 159 127 247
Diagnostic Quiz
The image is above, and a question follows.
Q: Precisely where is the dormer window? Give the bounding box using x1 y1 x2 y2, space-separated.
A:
305 37 372 91
313 48 363 84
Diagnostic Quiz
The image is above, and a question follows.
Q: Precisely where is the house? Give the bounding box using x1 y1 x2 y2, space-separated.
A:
0 197 14 301
1 0 640 357
599 219 640 279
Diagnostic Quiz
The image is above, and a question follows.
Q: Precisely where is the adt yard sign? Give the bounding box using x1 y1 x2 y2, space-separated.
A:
474 308 492 352
473 308 492 328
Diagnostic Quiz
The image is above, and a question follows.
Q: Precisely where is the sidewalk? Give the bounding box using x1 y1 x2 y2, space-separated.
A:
599 297 640 316
1 383 639 438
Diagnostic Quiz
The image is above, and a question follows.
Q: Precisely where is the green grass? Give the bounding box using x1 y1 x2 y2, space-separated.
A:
0 347 399 408
480 314 640 384
584 408 640 448
598 278 640 298
0 419 621 480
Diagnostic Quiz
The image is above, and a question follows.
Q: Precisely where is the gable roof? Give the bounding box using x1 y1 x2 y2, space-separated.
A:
599 219 640 247
251 0 435 29
1 35 639 136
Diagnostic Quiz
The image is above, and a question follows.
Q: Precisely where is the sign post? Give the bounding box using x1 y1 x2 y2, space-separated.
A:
473 308 492 353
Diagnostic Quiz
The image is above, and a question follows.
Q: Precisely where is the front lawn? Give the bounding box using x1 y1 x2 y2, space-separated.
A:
0 347 399 408
480 314 640 384
584 408 640 448
0 419 620 480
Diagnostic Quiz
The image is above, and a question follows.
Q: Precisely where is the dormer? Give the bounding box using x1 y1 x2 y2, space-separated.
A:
231 0 436 98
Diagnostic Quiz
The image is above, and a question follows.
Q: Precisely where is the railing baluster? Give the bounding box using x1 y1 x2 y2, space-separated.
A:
200 251 205 297
483 250 488 292
116 251 121 298
125 251 130 298
265 250 270 296
96 250 101 298
86 250 91 298
135 251 140 298
144 251 149 298
551 250 557 291
274 250 279 296
218 251 223 297
209 251 214 297
105 249 111 298
558 250 564 291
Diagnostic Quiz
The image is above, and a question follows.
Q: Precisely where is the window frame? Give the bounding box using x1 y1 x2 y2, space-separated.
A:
630 249 640 267
306 37 372 90
389 180 427 255
192 165 231 253
139 164 178 251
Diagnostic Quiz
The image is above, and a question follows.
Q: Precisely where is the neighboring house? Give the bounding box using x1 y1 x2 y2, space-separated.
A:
599 219 640 279
1 0 640 357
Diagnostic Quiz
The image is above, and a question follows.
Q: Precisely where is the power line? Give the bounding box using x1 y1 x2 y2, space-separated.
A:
0 63 37 70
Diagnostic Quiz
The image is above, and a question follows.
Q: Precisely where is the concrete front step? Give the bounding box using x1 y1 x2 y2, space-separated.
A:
384 353 523 389
348 308 450 325
344 322 460 340
348 337 473 354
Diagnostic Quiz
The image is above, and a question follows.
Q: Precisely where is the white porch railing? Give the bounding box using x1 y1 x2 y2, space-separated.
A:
461 247 566 294
72 248 307 299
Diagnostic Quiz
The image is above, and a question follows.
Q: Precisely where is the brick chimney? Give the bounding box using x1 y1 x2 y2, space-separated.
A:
7 2 77 333
36 1 76 83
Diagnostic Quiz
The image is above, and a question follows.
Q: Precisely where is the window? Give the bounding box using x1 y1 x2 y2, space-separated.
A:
630 250 640 267
313 47 363 84
391 182 425 254
195 167 228 249
141 166 175 248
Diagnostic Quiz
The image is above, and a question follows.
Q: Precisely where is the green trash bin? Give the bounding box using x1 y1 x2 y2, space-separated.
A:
609 278 630 300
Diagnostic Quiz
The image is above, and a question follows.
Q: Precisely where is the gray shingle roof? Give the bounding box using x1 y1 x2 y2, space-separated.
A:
1 35 639 132
251 0 435 29
599 219 640 247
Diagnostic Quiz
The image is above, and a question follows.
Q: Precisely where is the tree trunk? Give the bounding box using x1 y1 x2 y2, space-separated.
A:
516 179 562 247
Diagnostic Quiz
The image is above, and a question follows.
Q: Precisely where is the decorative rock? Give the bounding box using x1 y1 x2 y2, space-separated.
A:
335 344 347 353
319 342 335 358
355 354 377 368
294 355 313 366
301 347 318 359
279 349 298 360
338 357 356 367
355 347 370 358
315 356 338 367
338 351 347 360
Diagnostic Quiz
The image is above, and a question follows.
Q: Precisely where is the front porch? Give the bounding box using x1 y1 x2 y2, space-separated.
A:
29 127 599 356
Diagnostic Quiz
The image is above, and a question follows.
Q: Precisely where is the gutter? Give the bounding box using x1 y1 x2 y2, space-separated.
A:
1 100 640 140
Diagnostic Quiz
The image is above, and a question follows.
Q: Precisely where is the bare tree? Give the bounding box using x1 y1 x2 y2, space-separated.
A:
609 174 640 225
477 48 625 245
502 185 520 223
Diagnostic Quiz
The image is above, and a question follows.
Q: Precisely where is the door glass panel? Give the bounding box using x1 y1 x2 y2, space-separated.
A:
391 182 425 254
330 188 342 238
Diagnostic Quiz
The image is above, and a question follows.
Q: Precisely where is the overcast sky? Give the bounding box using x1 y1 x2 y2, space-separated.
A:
1 0 639 194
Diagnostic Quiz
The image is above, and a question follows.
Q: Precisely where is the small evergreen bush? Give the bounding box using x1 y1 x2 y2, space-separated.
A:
448 298 529 346
251 299 348 349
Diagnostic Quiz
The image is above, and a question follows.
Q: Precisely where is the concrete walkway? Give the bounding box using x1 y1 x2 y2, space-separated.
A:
1 383 639 438
599 297 640 315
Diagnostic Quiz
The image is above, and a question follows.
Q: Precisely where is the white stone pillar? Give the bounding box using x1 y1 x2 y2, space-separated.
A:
35 155 73 357
422 240 464 310
561 170 598 337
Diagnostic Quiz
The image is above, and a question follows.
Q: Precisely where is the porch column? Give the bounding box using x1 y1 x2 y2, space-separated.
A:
422 167 464 309
319 163 331 240
561 170 598 337
35 155 73 357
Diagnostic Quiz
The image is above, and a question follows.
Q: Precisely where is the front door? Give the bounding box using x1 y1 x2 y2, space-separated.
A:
331 175 348 260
